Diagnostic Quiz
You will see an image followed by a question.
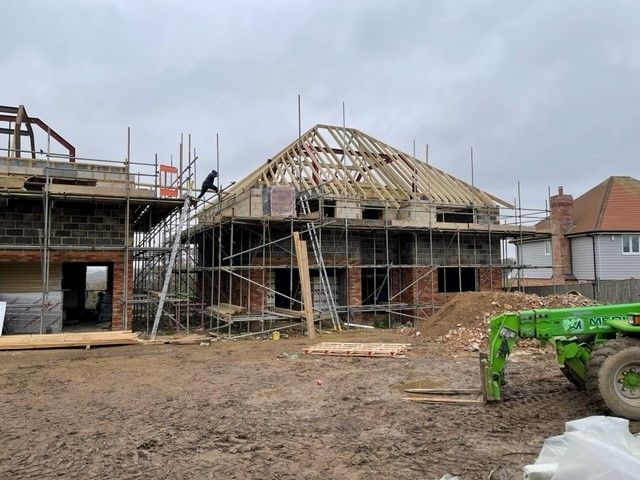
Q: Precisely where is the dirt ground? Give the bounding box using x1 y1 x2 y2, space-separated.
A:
1 329 638 480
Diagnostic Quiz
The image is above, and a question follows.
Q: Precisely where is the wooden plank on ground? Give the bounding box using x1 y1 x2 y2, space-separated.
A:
404 395 483 405
303 342 410 357
403 387 484 405
0 331 138 350
404 388 480 395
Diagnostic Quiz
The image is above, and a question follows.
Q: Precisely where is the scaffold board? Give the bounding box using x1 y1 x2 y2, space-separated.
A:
303 342 410 358
0 331 139 350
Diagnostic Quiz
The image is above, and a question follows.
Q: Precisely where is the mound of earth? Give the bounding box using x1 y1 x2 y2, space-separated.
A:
415 291 596 351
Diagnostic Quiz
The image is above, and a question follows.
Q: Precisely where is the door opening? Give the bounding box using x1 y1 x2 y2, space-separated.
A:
62 263 113 331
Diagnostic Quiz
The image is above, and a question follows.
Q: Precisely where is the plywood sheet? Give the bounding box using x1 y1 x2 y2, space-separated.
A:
0 263 62 293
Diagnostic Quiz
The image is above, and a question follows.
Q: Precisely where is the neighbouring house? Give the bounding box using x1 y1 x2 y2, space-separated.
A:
515 176 640 285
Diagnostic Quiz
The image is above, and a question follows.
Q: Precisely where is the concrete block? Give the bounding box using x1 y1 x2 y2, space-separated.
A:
234 188 264 217
397 201 434 225
0 175 25 189
335 199 362 219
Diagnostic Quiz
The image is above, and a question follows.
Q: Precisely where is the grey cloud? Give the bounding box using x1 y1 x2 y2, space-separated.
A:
2 0 639 213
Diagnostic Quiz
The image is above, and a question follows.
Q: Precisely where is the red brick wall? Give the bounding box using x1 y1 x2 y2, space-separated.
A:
550 187 575 282
248 268 266 312
478 266 503 291
347 266 361 308
414 266 438 305
0 250 133 331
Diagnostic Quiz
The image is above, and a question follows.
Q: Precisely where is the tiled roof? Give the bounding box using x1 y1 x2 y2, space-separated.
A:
571 176 640 234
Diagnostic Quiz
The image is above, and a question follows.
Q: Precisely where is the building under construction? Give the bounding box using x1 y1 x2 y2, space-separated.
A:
0 105 188 335
186 124 547 336
0 107 547 337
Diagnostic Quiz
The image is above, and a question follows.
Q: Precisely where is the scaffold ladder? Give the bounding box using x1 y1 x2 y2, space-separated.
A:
299 194 342 330
150 196 192 339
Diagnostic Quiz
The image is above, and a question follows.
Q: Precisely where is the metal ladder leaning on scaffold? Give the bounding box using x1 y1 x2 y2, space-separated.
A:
298 193 342 331
150 195 192 339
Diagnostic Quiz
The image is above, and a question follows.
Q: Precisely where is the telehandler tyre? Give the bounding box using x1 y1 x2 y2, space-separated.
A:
585 338 640 420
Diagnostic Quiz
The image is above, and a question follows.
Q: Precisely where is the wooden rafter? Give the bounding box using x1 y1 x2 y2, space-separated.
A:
209 124 512 213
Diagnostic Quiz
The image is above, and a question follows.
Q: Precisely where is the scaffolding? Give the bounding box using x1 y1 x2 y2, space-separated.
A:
168 125 550 338
0 105 195 335
0 113 550 338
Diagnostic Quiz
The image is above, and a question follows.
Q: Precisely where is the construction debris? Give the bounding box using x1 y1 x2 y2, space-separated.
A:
416 291 597 351
303 342 410 357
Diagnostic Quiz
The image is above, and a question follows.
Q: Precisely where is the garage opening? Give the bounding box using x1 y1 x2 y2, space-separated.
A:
437 267 476 293
62 263 113 331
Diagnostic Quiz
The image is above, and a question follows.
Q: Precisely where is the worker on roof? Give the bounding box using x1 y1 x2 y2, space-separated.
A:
198 169 218 199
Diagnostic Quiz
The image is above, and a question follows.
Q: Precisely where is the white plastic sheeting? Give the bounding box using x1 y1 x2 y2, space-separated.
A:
524 416 640 479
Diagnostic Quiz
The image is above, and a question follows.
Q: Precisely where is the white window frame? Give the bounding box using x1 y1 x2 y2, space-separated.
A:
544 240 551 255
622 234 640 255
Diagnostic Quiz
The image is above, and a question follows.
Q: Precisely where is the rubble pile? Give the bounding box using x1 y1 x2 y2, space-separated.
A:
416 291 596 351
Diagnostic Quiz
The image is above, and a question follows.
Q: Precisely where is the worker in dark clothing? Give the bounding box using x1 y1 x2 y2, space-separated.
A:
198 169 219 199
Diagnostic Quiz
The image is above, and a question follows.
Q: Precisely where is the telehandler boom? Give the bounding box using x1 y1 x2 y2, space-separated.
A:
482 302 640 419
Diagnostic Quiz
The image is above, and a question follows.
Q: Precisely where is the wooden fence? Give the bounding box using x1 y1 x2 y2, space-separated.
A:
522 279 640 304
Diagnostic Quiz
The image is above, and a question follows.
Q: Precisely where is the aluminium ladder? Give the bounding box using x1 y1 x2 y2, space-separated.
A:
150 196 192 339
298 194 342 330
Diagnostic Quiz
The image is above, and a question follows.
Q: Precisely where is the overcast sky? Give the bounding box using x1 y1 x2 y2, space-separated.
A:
3 0 639 217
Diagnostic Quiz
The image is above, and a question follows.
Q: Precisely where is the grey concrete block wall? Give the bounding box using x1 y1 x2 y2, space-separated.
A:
401 232 501 265
0 199 129 247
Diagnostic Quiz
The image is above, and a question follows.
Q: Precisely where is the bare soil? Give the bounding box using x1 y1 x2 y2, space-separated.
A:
0 329 637 480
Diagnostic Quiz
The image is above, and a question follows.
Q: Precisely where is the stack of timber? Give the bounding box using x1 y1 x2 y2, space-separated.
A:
303 342 410 358
0 330 139 350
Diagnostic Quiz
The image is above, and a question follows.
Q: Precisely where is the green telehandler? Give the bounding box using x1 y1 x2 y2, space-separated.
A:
482 302 640 419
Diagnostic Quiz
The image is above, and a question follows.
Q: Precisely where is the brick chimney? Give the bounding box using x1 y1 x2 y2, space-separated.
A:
549 186 575 282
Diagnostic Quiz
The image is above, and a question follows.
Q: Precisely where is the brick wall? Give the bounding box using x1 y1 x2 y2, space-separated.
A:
0 198 128 247
347 266 361 308
550 187 575 282
477 266 504 291
248 268 266 312
0 250 133 331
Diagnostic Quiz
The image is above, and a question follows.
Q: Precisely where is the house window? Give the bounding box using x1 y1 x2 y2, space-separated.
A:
544 240 551 255
622 234 640 254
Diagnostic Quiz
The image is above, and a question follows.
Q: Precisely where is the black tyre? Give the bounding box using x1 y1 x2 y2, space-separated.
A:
560 365 585 389
585 338 640 420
